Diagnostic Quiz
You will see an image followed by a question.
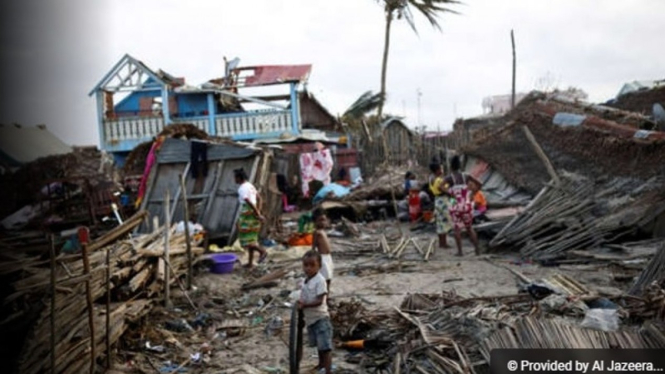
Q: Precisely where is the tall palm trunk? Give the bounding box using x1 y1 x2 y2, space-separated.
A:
378 10 399 231
377 9 393 121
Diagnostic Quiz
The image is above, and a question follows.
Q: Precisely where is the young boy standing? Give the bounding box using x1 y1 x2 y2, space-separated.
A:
299 250 333 374
312 208 334 294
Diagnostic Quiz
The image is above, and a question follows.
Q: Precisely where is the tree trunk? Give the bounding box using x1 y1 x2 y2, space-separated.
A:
378 9 393 120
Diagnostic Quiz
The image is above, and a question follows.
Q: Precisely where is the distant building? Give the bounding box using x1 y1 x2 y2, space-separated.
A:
481 93 528 114
616 80 665 98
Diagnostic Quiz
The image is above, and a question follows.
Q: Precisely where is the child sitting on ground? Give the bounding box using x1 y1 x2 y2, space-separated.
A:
299 250 333 374
468 179 488 223
312 208 334 295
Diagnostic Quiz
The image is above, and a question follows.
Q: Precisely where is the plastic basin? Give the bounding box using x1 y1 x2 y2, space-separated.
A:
210 253 238 274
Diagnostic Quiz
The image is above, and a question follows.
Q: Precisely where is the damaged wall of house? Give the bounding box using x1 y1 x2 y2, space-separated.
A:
136 138 265 242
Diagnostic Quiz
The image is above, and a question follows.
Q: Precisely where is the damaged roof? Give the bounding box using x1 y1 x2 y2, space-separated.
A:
210 64 312 88
462 92 665 195
606 84 665 115
0 124 72 166
234 64 311 87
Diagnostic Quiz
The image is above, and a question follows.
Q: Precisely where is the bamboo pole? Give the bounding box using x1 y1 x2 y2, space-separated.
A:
511 29 516 109
379 127 402 236
80 228 96 374
522 126 560 185
164 189 171 308
105 245 111 369
49 234 56 374
179 174 193 290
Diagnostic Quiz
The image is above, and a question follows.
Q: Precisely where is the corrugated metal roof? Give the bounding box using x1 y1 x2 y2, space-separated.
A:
0 124 72 165
234 65 312 87
156 138 258 164
380 117 413 134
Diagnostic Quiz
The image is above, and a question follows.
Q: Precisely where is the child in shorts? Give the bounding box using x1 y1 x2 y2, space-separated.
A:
299 250 333 374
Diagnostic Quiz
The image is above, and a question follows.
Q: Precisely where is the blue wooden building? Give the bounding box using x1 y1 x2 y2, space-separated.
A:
89 54 312 165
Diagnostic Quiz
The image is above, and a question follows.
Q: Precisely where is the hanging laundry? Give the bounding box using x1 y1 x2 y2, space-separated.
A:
300 148 334 197
190 140 208 178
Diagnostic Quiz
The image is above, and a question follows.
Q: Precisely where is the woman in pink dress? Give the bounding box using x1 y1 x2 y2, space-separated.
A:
444 155 481 256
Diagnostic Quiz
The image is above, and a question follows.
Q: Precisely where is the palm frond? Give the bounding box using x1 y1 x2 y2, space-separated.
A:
343 91 384 120
407 0 461 31
403 6 418 34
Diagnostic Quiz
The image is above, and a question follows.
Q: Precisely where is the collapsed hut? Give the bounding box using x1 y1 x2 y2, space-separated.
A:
459 91 665 260
134 137 280 244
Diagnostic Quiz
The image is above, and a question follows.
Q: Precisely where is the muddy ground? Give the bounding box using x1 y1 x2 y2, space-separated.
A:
111 221 629 374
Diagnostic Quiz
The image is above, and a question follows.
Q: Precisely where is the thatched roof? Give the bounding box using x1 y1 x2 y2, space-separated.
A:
462 92 665 195
606 85 665 115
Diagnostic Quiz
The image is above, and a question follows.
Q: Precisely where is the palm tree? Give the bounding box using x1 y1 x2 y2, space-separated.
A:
342 90 383 122
376 0 461 119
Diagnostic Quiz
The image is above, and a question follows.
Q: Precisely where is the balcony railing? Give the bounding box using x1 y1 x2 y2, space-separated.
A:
101 109 296 152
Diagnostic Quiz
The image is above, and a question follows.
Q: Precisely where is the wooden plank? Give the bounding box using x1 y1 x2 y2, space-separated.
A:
201 161 224 222
522 126 560 185
164 189 171 308
168 162 191 222
49 235 56 374
179 174 193 290
81 242 96 374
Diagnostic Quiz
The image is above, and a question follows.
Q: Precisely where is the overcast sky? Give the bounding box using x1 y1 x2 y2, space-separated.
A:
1 0 664 146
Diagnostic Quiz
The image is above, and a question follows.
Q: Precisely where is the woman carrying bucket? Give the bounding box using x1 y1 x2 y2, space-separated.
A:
234 168 268 267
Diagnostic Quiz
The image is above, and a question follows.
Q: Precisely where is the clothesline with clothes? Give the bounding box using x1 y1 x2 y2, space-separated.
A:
299 147 334 198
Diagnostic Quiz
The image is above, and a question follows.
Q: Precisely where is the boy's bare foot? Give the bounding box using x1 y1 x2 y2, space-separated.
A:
258 252 268 264
243 263 254 268
455 252 464 257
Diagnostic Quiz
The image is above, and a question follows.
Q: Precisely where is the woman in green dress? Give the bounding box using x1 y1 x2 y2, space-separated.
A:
235 168 268 267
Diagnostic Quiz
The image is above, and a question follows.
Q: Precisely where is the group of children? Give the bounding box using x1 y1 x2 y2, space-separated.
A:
298 169 487 374
423 155 487 256
252 159 488 373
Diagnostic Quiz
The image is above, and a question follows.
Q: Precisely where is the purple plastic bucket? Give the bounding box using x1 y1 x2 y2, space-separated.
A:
210 253 238 274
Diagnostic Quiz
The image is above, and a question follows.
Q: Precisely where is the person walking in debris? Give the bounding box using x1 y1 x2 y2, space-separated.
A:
444 156 481 256
234 168 268 267
312 208 334 297
429 162 452 248
298 250 333 374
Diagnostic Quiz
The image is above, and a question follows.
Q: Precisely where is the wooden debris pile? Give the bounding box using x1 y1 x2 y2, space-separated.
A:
621 283 665 321
0 211 205 374
337 287 665 373
480 316 665 358
0 146 115 222
341 164 413 202
629 242 665 295
330 299 380 341
489 174 665 261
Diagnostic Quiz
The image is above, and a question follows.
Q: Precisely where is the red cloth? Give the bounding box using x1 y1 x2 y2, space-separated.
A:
134 136 165 208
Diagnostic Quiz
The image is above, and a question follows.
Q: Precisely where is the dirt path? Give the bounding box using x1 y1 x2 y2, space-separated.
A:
120 223 621 373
